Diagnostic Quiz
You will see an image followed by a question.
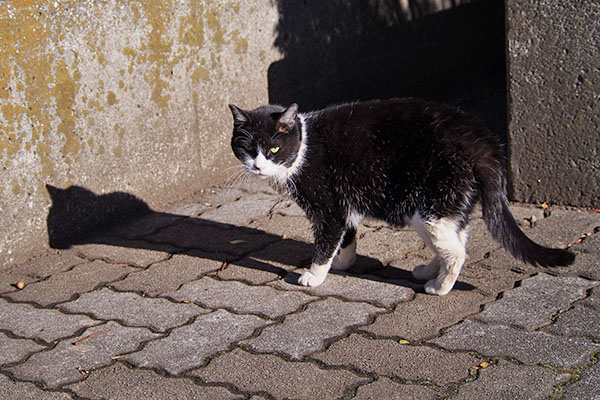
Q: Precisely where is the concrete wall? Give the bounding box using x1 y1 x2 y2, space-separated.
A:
0 1 281 265
507 1 600 207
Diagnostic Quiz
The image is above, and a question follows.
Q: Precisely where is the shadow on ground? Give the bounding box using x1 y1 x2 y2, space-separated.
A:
46 185 476 293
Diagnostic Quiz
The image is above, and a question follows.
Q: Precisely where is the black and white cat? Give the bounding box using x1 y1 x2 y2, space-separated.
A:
228 98 575 295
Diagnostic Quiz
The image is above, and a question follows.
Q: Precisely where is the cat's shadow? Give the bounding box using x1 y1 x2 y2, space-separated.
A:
46 185 475 293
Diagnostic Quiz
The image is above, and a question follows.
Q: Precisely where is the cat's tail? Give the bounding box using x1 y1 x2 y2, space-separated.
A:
476 164 575 267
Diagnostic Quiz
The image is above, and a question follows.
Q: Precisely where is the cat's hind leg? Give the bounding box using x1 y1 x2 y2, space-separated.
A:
410 216 467 295
331 227 357 271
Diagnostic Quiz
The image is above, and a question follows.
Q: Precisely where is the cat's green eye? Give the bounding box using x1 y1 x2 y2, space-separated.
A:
269 146 280 154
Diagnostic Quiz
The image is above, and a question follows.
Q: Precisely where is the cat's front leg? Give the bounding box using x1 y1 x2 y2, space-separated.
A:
299 223 345 287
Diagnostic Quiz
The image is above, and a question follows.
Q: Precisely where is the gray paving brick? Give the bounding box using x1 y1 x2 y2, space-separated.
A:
146 221 279 256
526 208 600 249
356 227 423 265
1 249 84 279
7 321 159 389
0 273 37 294
543 305 600 340
72 239 174 268
271 198 306 217
275 271 414 308
454 360 570 400
242 298 384 359
0 374 71 400
248 213 313 243
0 331 45 364
353 377 440 400
123 310 267 374
429 319 600 369
166 277 316 319
108 211 185 240
580 285 600 309
200 193 283 226
5 260 138 306
0 298 98 343
218 239 313 284
561 361 600 400
464 214 501 263
362 291 492 341
565 232 600 280
458 253 528 296
66 362 240 400
191 348 368 400
474 273 598 330
109 251 226 296
59 288 208 332
313 334 480 385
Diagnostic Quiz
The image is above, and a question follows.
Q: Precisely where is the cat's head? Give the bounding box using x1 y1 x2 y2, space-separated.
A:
228 103 302 181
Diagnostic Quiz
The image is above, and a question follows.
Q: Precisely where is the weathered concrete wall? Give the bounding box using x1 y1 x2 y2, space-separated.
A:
0 1 280 265
507 1 600 207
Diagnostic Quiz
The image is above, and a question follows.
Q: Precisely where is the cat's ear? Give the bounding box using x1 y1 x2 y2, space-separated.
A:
228 104 247 124
275 103 299 133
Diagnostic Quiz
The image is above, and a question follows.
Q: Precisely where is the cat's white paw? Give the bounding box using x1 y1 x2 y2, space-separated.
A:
298 270 327 287
424 278 452 296
331 245 356 271
412 258 440 280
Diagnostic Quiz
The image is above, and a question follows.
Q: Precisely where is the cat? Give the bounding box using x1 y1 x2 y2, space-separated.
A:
228 98 575 295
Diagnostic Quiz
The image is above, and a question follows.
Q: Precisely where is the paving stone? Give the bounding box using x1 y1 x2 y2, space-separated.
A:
5 260 138 306
66 362 240 400
580 285 600 309
0 331 45 364
474 273 598 330
313 334 480 386
200 193 284 226
561 361 600 400
72 239 173 268
429 320 600 369
563 232 600 280
146 221 279 256
454 360 570 400
276 271 414 308
526 208 600 249
356 228 423 265
271 198 306 217
1 249 84 279
0 374 71 400
191 348 368 400
458 253 528 296
0 273 37 294
123 310 267 374
248 213 313 243
463 215 501 263
543 305 600 340
59 288 208 332
109 251 227 296
353 377 440 400
7 321 159 389
108 211 185 240
242 298 384 359
218 239 313 284
166 277 316 319
362 291 492 341
0 298 98 343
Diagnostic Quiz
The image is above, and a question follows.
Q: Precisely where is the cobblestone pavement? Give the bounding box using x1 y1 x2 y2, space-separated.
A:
1 180 599 399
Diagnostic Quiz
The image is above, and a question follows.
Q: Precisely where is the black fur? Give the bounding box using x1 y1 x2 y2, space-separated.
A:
229 98 574 287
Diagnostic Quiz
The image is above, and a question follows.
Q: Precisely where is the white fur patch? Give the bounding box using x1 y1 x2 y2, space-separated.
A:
346 209 364 229
409 214 467 296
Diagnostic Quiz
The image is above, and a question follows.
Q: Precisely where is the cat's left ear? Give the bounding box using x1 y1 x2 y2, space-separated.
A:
228 104 248 124
276 103 299 133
